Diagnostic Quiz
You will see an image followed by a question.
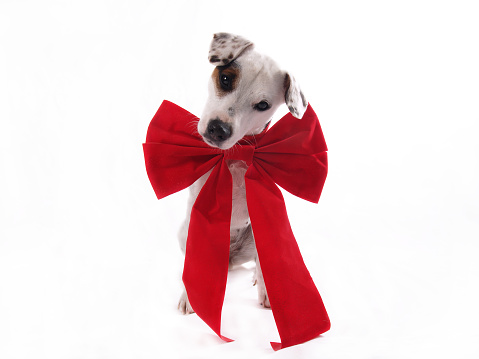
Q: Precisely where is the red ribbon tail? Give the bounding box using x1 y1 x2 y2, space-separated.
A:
182 160 234 343
220 335 234 343
270 342 283 351
246 165 331 350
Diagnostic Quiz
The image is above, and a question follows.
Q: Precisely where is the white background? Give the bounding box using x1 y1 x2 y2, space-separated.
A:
1 1 478 358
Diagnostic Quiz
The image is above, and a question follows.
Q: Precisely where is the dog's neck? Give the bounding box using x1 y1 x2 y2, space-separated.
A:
247 120 271 136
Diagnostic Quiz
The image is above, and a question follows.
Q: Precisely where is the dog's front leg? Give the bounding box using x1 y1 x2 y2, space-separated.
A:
177 216 195 314
176 171 211 314
177 207 195 314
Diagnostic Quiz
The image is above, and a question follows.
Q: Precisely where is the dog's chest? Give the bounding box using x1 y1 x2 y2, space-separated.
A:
226 160 250 230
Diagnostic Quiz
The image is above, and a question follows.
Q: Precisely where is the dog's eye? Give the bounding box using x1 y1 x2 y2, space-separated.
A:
254 101 271 111
220 74 232 90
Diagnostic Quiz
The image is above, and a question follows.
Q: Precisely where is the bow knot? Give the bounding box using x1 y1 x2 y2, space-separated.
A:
223 144 255 165
143 100 330 350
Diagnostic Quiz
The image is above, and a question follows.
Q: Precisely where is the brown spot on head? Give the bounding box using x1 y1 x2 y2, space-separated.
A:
212 62 240 97
209 55 221 63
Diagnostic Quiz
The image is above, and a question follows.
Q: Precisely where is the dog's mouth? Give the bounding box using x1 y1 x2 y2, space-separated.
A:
201 119 271 150
202 135 236 150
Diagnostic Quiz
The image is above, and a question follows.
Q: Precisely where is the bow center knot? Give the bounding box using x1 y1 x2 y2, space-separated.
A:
223 145 255 166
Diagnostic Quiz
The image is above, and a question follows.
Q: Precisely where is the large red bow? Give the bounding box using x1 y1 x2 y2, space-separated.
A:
143 100 330 350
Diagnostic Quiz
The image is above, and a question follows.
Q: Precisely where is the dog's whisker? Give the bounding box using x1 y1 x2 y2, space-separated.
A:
241 136 255 147
243 137 254 147
186 118 200 136
227 144 238 157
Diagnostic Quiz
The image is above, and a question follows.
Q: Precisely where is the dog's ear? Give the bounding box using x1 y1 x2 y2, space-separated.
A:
208 33 254 66
284 73 308 119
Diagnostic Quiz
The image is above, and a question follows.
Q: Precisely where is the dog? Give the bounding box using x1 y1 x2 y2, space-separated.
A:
178 33 308 314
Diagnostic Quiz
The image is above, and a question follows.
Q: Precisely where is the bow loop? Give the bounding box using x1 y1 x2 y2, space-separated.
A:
223 145 255 165
253 105 328 203
143 101 222 199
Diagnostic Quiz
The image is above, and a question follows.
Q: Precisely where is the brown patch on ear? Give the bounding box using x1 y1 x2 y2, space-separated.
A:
212 63 240 97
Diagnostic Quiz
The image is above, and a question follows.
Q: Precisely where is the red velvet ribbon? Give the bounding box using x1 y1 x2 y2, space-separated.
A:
143 100 330 350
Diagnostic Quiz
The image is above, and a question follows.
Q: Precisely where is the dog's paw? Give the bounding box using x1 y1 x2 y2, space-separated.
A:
253 262 271 309
259 293 271 308
256 282 271 309
178 290 194 315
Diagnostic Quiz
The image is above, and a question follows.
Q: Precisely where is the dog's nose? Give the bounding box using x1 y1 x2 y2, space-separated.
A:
206 119 232 143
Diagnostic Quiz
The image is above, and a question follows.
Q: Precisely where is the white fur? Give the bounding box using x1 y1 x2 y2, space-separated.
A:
177 33 307 314
198 50 286 150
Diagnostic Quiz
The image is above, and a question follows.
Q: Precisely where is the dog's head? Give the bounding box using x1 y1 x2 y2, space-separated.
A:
198 33 308 150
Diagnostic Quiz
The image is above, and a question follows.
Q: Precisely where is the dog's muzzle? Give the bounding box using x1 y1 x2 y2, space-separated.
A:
204 118 232 146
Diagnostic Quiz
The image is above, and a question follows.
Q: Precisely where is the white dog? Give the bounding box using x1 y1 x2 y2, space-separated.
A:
178 33 308 314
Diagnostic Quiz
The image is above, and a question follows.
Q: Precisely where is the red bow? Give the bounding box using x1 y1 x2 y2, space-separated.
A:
143 100 330 350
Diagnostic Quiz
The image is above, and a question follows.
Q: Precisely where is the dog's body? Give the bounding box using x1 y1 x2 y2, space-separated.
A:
177 33 308 314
